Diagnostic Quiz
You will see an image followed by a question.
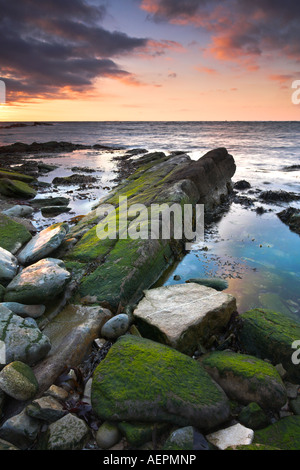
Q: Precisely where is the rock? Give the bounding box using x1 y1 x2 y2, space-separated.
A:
200 350 287 409
1 302 45 318
96 421 121 449
206 423 254 450
290 396 300 415
254 415 300 450
133 283 236 354
53 174 97 185
277 207 300 235
186 277 228 291
0 284 5 302
5 258 71 304
163 426 194 450
26 396 66 422
234 180 251 190
17 223 69 265
101 314 130 339
0 361 39 401
2 205 33 218
0 178 37 199
0 409 41 449
44 385 69 402
0 305 51 365
237 308 300 382
91 335 230 431
41 206 71 216
0 247 18 282
259 190 300 203
238 403 270 430
31 197 70 207
118 422 170 448
0 438 19 450
38 413 90 450
32 305 112 395
0 169 35 184
0 214 32 254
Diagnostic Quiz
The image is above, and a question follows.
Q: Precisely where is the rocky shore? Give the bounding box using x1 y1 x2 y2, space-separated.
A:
0 144 300 451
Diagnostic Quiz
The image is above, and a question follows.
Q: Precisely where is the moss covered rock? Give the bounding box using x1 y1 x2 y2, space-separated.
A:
0 169 35 184
0 361 38 401
238 309 300 382
200 350 287 410
0 214 32 254
91 335 230 431
254 416 300 450
118 421 170 448
0 178 36 199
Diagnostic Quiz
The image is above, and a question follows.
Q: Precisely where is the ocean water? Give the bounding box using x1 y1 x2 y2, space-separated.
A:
0 121 300 316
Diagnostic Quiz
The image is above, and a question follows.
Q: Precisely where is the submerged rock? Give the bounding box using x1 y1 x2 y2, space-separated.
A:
31 197 70 207
133 283 236 354
0 305 51 365
277 207 300 235
186 277 228 291
259 190 300 203
200 350 287 409
0 247 18 282
17 223 69 265
5 258 71 304
41 206 71 216
91 335 230 431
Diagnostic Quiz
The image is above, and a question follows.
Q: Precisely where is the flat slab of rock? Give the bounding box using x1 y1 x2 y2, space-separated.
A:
91 335 230 431
0 247 18 282
4 258 71 304
206 423 254 450
0 305 51 366
133 283 237 354
0 214 32 254
18 223 69 265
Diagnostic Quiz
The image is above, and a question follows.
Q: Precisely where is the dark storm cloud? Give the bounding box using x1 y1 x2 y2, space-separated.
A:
140 0 300 65
0 0 148 101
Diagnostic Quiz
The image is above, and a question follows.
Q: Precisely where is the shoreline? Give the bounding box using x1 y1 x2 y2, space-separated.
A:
0 142 300 450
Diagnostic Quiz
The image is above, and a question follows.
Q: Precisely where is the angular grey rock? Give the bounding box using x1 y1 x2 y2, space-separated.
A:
0 409 41 450
0 304 51 365
17 223 69 265
0 247 18 282
133 283 236 354
4 258 71 304
39 413 90 450
101 314 130 339
206 423 254 450
26 396 66 422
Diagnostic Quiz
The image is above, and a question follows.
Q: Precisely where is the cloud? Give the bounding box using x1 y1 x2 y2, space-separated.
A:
195 65 218 75
140 0 300 70
0 0 158 102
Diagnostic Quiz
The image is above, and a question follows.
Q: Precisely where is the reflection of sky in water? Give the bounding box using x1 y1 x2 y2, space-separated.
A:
162 204 300 317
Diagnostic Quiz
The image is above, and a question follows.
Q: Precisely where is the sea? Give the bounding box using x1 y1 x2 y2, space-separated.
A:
0 121 299 317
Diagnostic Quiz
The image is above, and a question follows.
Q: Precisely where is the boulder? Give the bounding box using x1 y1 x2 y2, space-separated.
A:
0 409 41 450
0 214 32 254
133 283 236 354
0 305 51 366
254 416 300 450
200 351 287 409
0 247 18 282
38 413 90 450
5 258 71 304
91 335 230 431
17 223 69 265
237 308 300 382
0 178 36 199
101 314 130 340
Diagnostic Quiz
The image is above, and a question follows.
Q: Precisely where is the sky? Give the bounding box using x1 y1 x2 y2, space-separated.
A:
0 0 300 121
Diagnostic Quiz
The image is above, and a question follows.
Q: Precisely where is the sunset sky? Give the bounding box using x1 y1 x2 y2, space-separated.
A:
1 0 300 121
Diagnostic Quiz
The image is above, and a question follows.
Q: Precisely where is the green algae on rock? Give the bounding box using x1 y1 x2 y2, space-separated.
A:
118 421 170 448
0 361 39 401
200 350 287 410
254 415 300 450
0 214 32 254
0 178 37 199
238 308 300 382
91 335 230 431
